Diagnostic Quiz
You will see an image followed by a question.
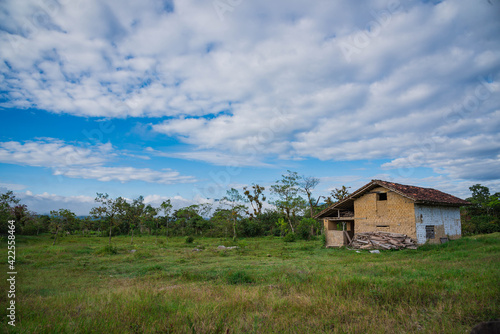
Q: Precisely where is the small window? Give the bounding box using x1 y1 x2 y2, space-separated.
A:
376 225 389 228
425 225 435 239
377 193 387 201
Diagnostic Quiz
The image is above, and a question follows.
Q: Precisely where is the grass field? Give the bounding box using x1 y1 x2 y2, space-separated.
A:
1 233 499 333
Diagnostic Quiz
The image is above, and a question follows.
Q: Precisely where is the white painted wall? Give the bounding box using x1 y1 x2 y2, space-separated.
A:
414 205 461 244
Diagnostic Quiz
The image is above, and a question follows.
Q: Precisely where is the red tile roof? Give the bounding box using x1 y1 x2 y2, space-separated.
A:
315 179 470 218
372 180 471 206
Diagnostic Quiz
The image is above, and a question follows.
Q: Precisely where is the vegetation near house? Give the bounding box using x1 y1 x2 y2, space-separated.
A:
0 173 498 332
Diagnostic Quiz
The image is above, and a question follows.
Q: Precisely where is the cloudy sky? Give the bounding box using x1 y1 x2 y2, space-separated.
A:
0 0 499 215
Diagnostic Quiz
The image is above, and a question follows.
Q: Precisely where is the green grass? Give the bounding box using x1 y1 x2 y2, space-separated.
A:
1 233 499 333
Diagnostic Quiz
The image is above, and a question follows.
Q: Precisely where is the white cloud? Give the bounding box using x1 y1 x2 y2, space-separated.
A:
0 0 499 183
143 194 214 210
0 139 197 185
0 139 111 168
0 182 26 191
381 133 500 181
53 166 197 184
147 147 273 167
16 191 96 216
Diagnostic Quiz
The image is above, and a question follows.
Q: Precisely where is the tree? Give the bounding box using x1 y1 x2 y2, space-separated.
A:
326 186 351 205
301 176 324 220
174 205 204 236
80 216 94 236
141 204 159 243
0 191 20 234
467 184 491 216
243 184 266 219
210 208 233 238
126 196 145 243
90 193 123 246
221 188 246 240
270 170 306 233
49 209 76 245
462 185 500 235
160 199 173 240
11 204 38 235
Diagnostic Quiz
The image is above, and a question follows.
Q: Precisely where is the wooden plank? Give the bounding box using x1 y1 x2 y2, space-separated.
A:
344 230 352 245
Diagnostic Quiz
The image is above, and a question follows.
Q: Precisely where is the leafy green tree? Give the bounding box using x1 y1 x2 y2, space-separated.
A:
174 205 201 236
173 204 212 236
80 216 94 236
90 193 123 246
463 185 500 235
126 196 145 242
49 209 76 245
210 208 233 237
36 215 51 235
160 199 173 239
270 170 306 233
467 184 491 216
221 188 246 240
326 186 351 205
0 191 19 234
141 204 159 242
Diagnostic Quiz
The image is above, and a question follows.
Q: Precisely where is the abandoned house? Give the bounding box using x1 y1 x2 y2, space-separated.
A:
315 180 470 247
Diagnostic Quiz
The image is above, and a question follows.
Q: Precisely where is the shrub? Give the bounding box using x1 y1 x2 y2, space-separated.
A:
226 270 254 284
284 232 297 242
297 218 318 240
95 245 118 255
185 236 194 244
462 215 500 235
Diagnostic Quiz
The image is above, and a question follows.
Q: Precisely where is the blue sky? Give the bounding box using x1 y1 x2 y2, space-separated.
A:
1 0 499 215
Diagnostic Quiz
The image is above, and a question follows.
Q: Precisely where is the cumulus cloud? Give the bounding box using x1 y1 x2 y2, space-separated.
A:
0 139 196 185
16 191 96 216
0 139 111 168
0 0 499 183
146 147 273 167
53 166 197 184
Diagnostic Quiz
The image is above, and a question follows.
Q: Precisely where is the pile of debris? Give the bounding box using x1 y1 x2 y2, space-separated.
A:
349 231 417 250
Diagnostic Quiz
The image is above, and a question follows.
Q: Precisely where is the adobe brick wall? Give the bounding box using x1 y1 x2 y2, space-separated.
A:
354 187 417 239
323 219 352 247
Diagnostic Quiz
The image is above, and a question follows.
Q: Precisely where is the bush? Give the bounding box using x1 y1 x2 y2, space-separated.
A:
462 215 500 235
185 236 194 243
226 270 254 284
95 245 118 255
297 218 318 240
283 232 297 242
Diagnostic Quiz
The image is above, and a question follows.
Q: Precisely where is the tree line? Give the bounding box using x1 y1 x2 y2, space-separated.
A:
1 171 498 243
462 184 500 235
0 171 350 244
